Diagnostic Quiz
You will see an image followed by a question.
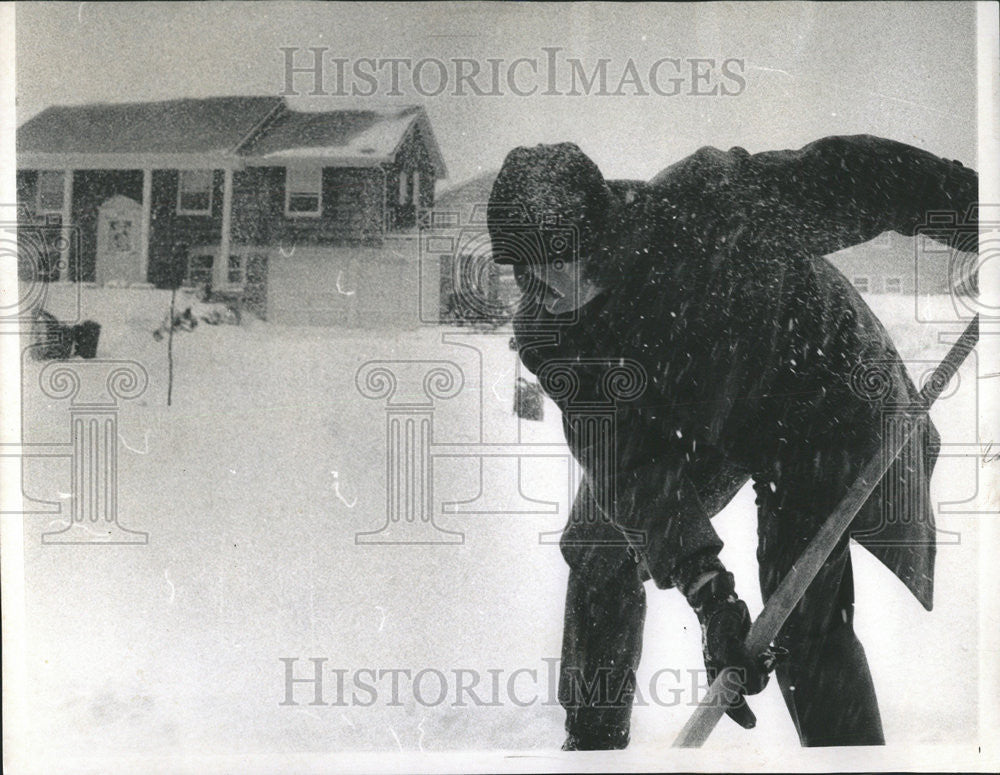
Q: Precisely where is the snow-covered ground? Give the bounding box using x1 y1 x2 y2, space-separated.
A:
10 286 991 770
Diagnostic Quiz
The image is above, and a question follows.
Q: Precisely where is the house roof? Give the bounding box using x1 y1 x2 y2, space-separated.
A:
239 105 447 176
17 96 447 177
17 96 283 155
435 171 498 212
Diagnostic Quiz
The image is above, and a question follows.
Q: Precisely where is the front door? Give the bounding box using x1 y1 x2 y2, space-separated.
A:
95 195 142 286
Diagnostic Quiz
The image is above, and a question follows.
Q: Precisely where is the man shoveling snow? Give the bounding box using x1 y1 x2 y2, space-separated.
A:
488 136 977 748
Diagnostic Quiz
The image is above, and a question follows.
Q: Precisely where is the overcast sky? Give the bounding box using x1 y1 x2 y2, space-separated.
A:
15 1 978 186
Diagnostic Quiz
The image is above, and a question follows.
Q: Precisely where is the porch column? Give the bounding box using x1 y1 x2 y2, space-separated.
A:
139 168 152 283
58 169 73 283
216 168 234 289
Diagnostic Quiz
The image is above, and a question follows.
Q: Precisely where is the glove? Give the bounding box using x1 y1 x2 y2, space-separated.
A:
686 570 781 729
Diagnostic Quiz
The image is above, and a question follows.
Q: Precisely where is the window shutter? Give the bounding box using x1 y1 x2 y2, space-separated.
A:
37 171 65 213
399 171 408 205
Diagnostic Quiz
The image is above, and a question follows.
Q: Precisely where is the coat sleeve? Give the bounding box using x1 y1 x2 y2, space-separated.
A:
570 415 726 591
615 459 726 590
743 134 978 256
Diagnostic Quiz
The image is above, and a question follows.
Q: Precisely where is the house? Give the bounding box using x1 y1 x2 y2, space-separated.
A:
826 229 977 297
17 96 447 325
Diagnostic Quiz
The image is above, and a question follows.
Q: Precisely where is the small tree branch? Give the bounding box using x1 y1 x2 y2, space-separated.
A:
167 287 176 406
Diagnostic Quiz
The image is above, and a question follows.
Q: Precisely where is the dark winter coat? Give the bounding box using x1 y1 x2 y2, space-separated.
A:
490 136 977 610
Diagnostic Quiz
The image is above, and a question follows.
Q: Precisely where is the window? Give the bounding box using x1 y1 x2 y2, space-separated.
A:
177 170 213 215
227 253 244 285
36 171 65 214
285 167 322 216
852 276 870 293
185 251 244 288
412 170 421 205
187 252 215 287
884 276 902 294
398 171 409 205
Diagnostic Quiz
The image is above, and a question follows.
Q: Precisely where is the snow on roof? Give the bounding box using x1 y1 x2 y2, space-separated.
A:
17 97 447 177
241 105 446 176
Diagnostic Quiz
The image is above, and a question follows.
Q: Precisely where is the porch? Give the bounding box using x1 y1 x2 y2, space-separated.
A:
17 163 243 293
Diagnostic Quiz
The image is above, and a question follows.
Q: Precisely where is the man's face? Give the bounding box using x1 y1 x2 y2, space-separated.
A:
528 260 601 314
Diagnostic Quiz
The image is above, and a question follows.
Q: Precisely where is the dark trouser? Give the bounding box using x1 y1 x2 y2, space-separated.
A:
754 446 884 746
559 452 885 748
559 547 646 748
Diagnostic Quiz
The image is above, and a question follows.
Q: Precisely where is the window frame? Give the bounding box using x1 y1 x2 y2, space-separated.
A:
884 276 903 294
176 170 214 216
184 248 247 289
36 170 65 215
284 167 323 218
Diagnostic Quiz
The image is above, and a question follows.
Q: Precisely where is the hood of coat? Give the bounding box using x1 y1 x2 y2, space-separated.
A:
488 143 645 288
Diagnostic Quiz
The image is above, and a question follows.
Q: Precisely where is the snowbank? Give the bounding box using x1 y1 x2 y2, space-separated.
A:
14 285 987 763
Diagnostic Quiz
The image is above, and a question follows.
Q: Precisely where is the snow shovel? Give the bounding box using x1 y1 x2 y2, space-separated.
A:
672 314 980 748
